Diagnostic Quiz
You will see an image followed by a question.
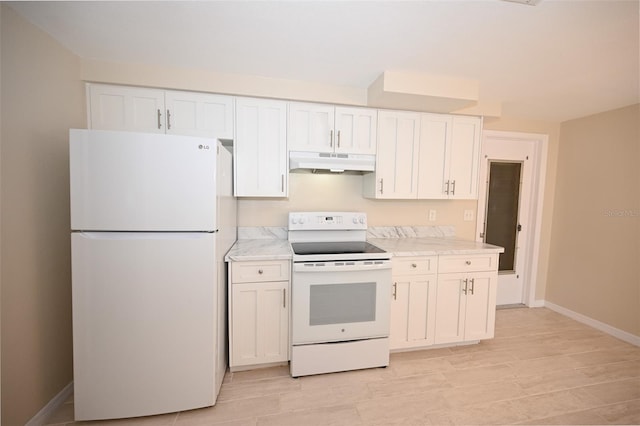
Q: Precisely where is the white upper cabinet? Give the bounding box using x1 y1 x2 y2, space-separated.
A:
164 91 234 139
288 102 377 155
448 116 482 199
234 97 288 197
88 84 165 134
333 106 377 155
418 114 482 199
87 84 234 139
363 110 421 199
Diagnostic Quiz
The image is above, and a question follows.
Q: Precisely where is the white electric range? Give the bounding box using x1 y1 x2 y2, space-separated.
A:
288 212 392 377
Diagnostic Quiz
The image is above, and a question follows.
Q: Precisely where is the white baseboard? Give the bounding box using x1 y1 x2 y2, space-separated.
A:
26 381 73 426
528 299 545 308
544 301 640 347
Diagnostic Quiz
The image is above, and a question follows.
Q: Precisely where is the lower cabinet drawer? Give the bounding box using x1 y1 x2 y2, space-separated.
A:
231 260 290 283
438 254 498 273
392 256 437 275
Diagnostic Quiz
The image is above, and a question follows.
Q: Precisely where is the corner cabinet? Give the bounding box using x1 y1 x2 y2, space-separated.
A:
418 114 482 199
434 254 498 344
229 260 290 370
288 102 377 155
363 110 421 199
87 83 234 139
234 98 288 197
389 256 438 350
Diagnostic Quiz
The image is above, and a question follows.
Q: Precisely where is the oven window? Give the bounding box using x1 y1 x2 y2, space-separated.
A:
309 282 376 326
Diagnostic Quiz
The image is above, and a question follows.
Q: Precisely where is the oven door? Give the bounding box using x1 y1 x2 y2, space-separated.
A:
291 260 391 345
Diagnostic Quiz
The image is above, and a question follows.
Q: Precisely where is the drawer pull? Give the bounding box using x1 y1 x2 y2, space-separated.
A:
411 263 417 268
465 260 471 265
258 269 264 275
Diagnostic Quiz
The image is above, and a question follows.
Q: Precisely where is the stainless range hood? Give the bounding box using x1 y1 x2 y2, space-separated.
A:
289 151 375 173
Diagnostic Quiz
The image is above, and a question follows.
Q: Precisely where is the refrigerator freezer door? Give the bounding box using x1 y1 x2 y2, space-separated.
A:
70 129 217 231
72 232 218 420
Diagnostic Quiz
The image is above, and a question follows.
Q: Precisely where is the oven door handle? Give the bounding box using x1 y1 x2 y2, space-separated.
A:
293 261 391 273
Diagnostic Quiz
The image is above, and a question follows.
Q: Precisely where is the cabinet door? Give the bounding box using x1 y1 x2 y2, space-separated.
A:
334 107 377 155
88 84 165 133
231 281 289 367
463 272 497 341
434 273 466 344
417 113 452 199
288 102 334 153
390 275 437 350
235 98 288 197
164 91 234 139
448 116 482 199
371 110 421 199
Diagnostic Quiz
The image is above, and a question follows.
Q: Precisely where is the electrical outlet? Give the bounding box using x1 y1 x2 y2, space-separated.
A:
463 210 474 221
429 210 437 221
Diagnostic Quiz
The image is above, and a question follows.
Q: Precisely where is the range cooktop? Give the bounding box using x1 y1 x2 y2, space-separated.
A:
291 241 386 256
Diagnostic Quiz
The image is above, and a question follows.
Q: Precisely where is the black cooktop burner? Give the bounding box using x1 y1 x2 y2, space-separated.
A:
291 241 386 256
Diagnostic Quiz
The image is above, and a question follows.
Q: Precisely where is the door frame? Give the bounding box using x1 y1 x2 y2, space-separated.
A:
476 130 548 307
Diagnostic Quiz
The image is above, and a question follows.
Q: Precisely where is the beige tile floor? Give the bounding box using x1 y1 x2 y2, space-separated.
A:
46 307 640 425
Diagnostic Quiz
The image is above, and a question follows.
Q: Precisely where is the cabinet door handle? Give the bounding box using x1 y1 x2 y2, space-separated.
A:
330 130 334 148
379 178 384 194
157 109 162 129
283 289 286 308
445 180 450 195
166 109 172 130
281 174 285 193
462 279 468 295
337 130 341 148
392 282 397 300
470 278 475 295
451 180 456 196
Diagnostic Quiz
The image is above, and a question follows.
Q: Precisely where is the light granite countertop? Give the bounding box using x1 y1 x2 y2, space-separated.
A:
225 238 292 262
368 237 504 257
225 226 503 262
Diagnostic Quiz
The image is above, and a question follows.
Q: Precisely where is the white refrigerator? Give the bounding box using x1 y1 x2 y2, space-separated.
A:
69 129 236 421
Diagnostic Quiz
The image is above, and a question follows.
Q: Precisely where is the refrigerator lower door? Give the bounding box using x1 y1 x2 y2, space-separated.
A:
72 232 218 420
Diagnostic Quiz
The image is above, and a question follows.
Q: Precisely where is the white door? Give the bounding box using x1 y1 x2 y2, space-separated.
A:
288 102 335 153
476 136 535 305
234 98 288 197
334 106 377 155
231 281 289 367
69 129 217 231
417 113 452 199
449 116 482 199
88 84 165 133
164 91 234 139
374 110 421 199
72 232 217 420
463 272 497 340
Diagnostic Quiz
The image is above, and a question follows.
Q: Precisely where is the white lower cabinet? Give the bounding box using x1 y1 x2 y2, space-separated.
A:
229 260 290 370
389 256 437 350
434 255 498 344
390 253 498 350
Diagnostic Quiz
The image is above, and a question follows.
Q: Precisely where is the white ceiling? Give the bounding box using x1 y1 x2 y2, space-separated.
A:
8 0 640 122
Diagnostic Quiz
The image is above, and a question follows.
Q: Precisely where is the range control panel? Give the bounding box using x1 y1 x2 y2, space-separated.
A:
288 212 367 231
